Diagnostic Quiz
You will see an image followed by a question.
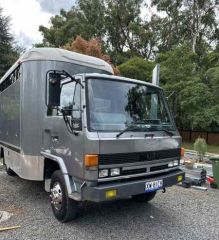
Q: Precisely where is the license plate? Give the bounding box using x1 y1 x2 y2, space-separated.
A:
145 180 163 192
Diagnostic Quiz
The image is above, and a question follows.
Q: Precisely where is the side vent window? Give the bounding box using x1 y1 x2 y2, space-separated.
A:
0 65 21 93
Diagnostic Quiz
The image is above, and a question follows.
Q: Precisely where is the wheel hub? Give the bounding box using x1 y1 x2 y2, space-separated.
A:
50 182 63 211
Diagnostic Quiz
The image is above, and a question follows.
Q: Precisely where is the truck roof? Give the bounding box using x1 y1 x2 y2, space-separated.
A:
0 48 114 84
81 73 161 89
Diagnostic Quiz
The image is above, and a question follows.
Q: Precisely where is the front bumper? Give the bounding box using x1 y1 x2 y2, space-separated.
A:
82 169 185 202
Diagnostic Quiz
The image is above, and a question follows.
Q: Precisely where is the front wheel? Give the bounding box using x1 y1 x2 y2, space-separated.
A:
132 191 157 202
50 170 78 222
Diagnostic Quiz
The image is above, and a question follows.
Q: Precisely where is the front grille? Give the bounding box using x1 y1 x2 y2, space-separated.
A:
121 168 147 175
150 164 169 172
99 148 180 165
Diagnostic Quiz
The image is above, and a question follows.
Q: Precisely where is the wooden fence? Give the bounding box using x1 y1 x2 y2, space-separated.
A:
180 131 219 145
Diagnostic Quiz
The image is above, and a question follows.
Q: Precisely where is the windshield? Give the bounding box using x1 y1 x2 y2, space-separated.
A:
87 78 175 132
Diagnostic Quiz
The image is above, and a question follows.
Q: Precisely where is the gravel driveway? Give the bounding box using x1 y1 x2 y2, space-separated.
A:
0 161 219 240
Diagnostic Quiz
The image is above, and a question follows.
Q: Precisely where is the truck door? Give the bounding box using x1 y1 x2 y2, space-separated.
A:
50 80 84 180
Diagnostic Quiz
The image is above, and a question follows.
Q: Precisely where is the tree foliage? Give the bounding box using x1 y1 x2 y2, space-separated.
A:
118 57 154 81
155 45 219 131
0 8 20 78
104 0 145 64
151 0 219 54
205 66 219 101
38 0 219 58
39 0 157 63
39 1 105 47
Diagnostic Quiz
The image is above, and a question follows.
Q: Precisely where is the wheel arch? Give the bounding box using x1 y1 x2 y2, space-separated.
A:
41 151 73 196
44 158 61 179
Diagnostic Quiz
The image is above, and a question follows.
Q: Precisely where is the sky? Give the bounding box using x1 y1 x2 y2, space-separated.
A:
0 0 74 48
0 0 156 49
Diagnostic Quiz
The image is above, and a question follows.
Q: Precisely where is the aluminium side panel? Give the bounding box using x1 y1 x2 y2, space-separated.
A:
19 61 45 180
0 67 21 174
0 74 21 149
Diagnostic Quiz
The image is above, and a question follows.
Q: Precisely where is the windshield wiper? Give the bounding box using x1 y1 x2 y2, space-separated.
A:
116 124 141 138
137 120 175 137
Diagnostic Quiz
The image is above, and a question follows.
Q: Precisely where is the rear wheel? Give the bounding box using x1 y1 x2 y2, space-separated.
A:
1 149 16 176
132 191 157 202
50 170 78 222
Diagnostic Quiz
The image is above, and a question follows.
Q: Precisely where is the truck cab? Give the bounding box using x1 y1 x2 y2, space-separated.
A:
46 71 185 221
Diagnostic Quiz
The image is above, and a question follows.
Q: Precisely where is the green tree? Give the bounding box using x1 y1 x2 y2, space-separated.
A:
77 0 106 39
39 8 83 47
205 66 219 101
156 45 218 130
151 0 219 54
104 0 145 64
39 1 106 47
200 50 219 71
118 57 155 81
38 0 219 58
38 0 158 64
180 80 216 130
0 8 20 78
183 0 218 54
156 44 199 86
151 0 185 52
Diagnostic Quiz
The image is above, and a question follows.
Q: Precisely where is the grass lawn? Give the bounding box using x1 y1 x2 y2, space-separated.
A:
182 142 219 154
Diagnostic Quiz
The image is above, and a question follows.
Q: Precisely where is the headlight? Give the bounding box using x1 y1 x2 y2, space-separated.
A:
173 160 179 166
99 169 108 178
110 168 120 176
168 161 174 167
168 160 179 167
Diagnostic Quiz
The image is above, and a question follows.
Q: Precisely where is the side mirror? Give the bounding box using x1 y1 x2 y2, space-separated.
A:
47 72 62 108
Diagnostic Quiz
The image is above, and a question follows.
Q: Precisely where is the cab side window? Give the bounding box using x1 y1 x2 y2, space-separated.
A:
0 65 21 92
72 84 82 130
60 82 76 114
72 84 81 117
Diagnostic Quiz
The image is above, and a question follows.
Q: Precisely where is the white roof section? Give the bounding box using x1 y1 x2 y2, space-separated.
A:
0 48 114 84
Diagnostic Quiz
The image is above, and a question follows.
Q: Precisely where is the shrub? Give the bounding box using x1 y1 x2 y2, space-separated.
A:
194 137 207 162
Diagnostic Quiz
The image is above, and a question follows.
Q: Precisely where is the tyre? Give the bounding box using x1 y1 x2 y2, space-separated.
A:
50 170 78 222
132 191 157 202
3 150 16 176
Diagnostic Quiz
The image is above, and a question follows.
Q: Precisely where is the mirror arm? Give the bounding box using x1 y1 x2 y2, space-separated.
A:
59 107 80 136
